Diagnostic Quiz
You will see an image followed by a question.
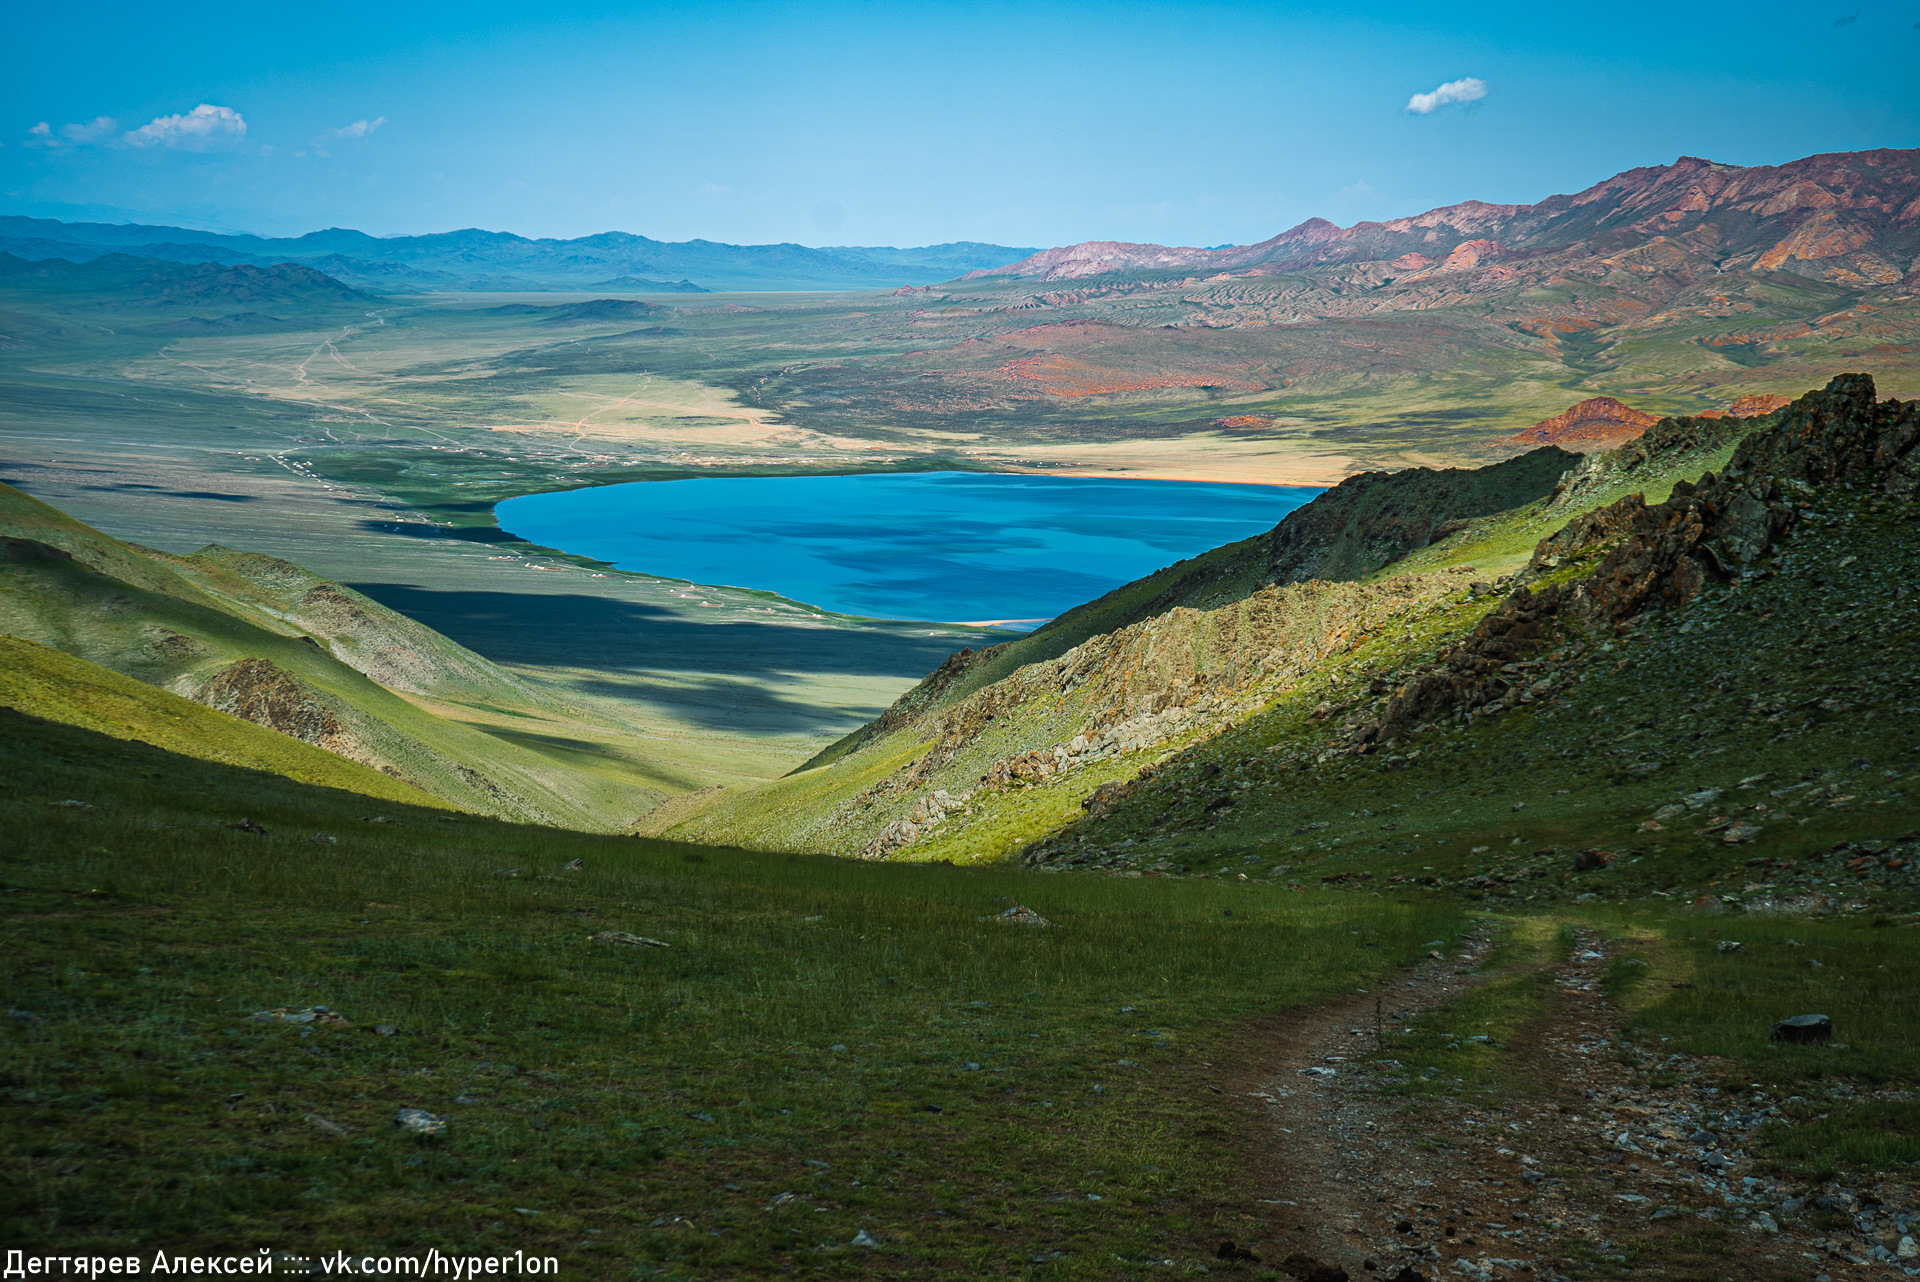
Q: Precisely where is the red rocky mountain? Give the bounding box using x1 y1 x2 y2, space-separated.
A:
970 149 1920 290
1505 397 1661 448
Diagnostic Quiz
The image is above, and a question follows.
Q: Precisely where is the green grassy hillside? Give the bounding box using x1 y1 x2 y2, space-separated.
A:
0 706 1462 1272
5 677 1915 1275
0 481 669 829
0 635 448 808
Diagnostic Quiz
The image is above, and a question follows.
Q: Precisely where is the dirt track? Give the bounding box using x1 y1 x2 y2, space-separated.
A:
1193 928 1917 1282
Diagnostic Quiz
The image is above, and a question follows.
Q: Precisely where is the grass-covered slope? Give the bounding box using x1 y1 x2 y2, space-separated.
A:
792 445 1585 783
0 482 664 829
0 706 1461 1270
162 543 564 710
6 675 1917 1274
0 635 448 808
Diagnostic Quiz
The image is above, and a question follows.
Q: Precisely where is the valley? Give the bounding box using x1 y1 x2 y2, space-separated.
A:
4 145 1920 1280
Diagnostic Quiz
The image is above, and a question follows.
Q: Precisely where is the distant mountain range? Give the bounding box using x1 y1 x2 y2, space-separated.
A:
0 251 377 314
969 148 1920 289
0 216 1039 293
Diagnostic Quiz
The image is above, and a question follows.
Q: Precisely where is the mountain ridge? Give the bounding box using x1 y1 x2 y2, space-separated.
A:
0 216 1040 293
967 148 1920 287
0 251 377 313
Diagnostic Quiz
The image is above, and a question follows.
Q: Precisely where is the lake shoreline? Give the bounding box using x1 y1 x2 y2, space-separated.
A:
496 470 1316 626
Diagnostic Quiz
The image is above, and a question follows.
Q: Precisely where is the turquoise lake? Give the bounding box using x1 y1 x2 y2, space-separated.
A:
495 471 1318 626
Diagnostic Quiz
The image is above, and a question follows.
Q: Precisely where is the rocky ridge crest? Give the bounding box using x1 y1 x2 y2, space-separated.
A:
1330 374 1915 757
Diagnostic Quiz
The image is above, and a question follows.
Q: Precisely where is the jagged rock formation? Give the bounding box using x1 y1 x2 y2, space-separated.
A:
1266 447 1578 585
1542 411 1767 513
1327 374 1915 755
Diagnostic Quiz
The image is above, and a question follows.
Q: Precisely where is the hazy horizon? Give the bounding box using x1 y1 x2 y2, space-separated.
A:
7 0 1917 251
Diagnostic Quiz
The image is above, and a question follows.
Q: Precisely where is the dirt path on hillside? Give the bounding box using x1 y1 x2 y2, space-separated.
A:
1201 929 1917 1282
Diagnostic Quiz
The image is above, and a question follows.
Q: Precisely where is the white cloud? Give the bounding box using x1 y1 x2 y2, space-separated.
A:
309 116 385 157
26 117 116 148
321 116 385 141
63 116 119 143
1406 77 1488 115
698 182 733 196
124 104 247 150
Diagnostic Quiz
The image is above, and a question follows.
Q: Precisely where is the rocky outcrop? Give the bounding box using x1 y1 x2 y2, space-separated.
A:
860 787 968 858
1722 393 1792 418
1267 446 1578 585
1506 397 1659 449
1435 238 1504 272
1342 374 1916 752
187 658 359 759
1544 412 1764 513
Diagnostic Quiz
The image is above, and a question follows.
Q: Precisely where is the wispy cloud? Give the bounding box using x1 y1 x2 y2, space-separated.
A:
25 117 117 147
125 104 247 150
309 116 385 156
698 182 733 196
321 117 385 142
1406 77 1488 115
63 116 118 143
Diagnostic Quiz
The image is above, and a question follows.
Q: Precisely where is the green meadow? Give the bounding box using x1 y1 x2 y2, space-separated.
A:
9 695 1919 1277
2 707 1465 1276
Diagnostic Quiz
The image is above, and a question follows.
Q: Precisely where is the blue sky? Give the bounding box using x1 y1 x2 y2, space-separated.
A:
4 0 1916 248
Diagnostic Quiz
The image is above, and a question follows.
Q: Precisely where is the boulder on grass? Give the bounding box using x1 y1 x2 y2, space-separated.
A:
1768 1014 1832 1044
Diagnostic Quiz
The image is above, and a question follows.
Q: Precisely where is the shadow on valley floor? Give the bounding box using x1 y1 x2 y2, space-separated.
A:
358 518 521 543
349 582 981 689
82 483 261 502
572 668 893 737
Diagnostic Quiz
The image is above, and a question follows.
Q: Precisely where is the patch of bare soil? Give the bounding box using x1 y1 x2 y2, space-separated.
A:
1202 930 1918 1282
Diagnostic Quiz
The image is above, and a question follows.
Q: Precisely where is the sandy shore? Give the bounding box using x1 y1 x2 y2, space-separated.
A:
967 438 1360 488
